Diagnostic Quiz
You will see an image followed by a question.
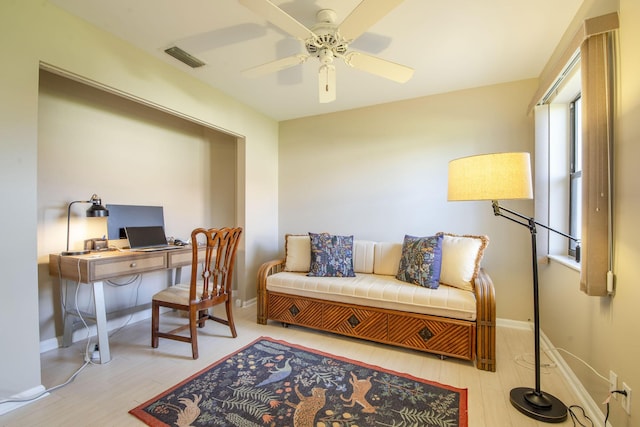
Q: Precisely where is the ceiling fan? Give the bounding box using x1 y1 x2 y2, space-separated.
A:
239 0 414 103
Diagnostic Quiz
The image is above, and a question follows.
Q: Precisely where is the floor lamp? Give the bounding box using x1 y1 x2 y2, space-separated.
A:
62 194 109 256
448 152 578 423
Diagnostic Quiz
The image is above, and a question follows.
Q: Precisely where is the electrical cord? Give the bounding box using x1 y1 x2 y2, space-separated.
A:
18 254 159 408
0 359 90 406
567 404 594 426
604 390 628 425
106 275 143 338
515 345 615 427
0 259 95 407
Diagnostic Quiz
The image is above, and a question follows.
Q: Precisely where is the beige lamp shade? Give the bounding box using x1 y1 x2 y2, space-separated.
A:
448 152 533 201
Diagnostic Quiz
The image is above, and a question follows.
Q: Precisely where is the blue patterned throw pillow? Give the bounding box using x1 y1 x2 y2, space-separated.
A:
308 232 355 277
396 234 443 288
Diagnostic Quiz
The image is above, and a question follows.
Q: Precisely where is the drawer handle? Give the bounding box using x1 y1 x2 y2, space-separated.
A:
130 262 137 268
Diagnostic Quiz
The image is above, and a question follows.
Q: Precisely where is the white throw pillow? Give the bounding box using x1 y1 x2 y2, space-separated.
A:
438 233 489 291
373 242 403 276
284 235 311 272
353 240 376 274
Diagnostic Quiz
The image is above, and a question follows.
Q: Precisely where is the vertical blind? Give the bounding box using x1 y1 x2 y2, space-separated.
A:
579 32 615 296
532 13 618 296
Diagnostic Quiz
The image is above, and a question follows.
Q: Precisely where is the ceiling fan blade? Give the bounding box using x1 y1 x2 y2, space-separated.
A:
318 64 336 103
344 52 414 83
239 0 316 41
338 0 405 42
242 54 309 78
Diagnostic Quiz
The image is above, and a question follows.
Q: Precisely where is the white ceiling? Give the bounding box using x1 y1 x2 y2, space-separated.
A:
49 0 583 121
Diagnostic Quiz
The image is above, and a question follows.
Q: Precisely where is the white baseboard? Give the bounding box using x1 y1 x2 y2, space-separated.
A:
539 329 605 426
241 297 256 308
40 299 256 353
496 317 531 330
40 309 155 353
497 317 605 425
0 385 49 416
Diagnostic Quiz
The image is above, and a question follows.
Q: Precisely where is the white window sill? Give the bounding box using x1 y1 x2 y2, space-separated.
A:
546 254 581 272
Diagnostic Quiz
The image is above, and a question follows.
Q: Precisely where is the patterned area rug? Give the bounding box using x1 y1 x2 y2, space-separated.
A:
130 337 467 427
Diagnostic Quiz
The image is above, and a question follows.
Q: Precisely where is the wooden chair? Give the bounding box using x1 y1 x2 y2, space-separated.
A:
151 227 242 359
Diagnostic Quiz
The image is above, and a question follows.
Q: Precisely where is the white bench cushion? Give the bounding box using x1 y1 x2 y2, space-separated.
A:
266 272 476 321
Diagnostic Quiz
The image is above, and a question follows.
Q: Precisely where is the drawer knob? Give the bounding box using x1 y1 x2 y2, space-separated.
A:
130 262 137 268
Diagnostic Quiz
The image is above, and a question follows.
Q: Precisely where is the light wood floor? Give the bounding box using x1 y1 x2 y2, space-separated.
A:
2 305 590 426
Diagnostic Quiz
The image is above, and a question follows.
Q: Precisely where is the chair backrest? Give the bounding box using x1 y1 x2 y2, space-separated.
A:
189 227 243 301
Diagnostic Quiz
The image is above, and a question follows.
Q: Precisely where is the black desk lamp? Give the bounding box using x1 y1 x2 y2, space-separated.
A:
62 194 109 256
448 152 579 423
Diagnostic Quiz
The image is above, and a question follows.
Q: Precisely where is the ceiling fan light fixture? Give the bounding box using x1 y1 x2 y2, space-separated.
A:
318 48 335 65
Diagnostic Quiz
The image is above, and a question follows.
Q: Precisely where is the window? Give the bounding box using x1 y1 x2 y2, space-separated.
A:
533 13 617 295
538 59 581 263
569 95 582 259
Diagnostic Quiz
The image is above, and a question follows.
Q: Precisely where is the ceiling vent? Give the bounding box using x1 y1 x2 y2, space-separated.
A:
164 46 206 68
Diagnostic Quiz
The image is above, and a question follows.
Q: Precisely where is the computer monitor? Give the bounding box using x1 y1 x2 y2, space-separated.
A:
106 204 165 240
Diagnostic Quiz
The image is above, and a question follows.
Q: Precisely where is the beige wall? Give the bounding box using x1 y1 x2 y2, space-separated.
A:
0 0 279 397
279 79 538 321
539 0 640 425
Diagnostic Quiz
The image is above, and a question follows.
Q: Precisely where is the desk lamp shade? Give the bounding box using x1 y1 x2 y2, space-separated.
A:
86 198 109 217
448 152 533 201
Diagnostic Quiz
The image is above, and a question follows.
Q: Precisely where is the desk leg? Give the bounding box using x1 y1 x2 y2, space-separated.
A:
62 310 74 347
174 266 183 285
62 280 75 347
92 281 111 364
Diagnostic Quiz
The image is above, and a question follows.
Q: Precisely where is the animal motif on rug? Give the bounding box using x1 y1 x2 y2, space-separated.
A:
257 358 292 386
285 384 327 427
174 394 202 427
340 371 376 413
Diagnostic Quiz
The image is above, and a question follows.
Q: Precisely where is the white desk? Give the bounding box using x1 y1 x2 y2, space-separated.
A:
49 247 202 363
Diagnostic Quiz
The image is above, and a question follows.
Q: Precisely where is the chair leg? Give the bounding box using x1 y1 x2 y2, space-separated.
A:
197 309 208 328
226 299 237 338
189 308 199 359
151 301 159 348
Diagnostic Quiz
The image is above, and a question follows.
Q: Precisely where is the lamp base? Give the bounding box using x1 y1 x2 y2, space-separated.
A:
60 250 90 256
510 387 567 423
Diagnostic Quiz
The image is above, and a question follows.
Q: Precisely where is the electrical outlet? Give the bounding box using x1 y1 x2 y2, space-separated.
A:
622 382 632 414
610 371 618 398
91 344 100 361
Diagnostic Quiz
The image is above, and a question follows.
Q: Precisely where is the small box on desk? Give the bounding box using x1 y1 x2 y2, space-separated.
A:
84 238 108 251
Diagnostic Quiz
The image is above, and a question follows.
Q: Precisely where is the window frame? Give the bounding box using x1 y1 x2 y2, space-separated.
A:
568 95 582 259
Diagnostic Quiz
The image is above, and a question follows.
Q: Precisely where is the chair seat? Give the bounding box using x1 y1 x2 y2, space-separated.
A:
153 283 204 305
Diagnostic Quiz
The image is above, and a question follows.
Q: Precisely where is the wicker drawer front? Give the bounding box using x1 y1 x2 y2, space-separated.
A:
265 292 476 362
387 313 475 360
268 294 323 328
91 254 166 280
323 306 387 341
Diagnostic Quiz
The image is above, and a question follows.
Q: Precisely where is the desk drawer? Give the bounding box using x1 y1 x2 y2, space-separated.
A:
91 254 166 280
167 247 206 268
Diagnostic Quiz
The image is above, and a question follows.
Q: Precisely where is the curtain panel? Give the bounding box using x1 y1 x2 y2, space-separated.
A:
579 32 615 296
